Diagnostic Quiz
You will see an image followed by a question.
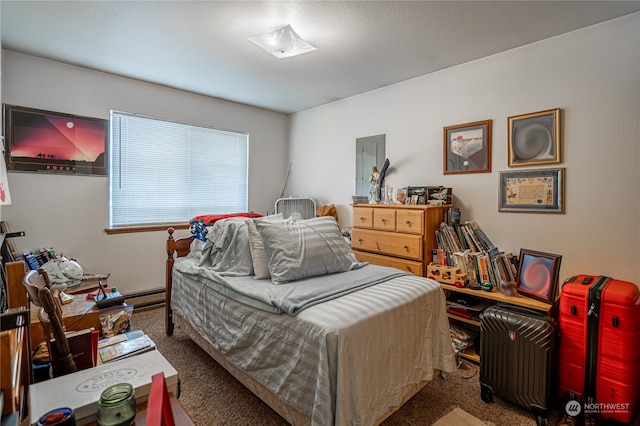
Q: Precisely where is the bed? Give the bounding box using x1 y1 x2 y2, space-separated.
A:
165 215 456 425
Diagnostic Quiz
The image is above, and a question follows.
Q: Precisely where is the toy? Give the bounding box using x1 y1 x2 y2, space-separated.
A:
427 262 469 288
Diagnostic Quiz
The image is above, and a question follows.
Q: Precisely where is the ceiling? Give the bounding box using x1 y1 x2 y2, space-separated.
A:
2 1 639 115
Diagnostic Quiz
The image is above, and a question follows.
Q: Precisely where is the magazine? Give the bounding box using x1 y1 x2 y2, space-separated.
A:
97 334 156 363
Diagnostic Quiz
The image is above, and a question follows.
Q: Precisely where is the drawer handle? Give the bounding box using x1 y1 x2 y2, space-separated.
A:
405 220 411 225
403 244 409 251
358 238 363 244
381 218 387 223
359 217 366 222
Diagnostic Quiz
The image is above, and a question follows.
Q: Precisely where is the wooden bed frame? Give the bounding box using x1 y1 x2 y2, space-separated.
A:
165 227 430 425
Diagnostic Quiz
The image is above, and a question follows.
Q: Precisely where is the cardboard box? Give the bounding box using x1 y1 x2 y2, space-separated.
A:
29 349 178 425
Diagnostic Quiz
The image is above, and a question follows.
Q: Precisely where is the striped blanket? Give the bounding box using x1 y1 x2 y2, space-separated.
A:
171 258 456 425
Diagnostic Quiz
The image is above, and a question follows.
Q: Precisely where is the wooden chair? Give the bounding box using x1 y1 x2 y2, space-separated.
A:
22 269 77 376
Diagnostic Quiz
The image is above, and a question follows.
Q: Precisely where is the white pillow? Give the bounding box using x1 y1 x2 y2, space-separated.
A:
255 216 361 284
247 214 283 279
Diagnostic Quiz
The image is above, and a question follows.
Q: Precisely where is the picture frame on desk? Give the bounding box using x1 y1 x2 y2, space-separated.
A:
498 168 565 213
516 249 562 304
443 119 492 175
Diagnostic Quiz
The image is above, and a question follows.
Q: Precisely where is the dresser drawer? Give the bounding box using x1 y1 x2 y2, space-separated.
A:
351 228 423 260
353 250 424 276
396 209 424 234
373 209 396 231
353 206 373 229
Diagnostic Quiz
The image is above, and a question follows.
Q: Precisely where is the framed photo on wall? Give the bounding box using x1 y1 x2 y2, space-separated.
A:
443 119 492 175
499 168 565 213
516 249 562 304
508 108 561 167
3 104 108 176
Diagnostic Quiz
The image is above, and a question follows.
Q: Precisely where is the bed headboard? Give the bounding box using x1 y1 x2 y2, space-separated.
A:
166 227 194 335
166 227 194 259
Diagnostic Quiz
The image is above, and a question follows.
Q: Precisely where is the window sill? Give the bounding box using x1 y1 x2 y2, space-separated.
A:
105 223 189 235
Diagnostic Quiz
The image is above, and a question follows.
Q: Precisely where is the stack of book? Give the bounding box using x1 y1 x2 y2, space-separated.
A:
434 220 519 292
49 329 156 375
50 328 99 377
97 330 156 364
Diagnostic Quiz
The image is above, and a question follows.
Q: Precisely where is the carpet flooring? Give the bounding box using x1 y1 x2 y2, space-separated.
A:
132 307 565 425
433 407 488 426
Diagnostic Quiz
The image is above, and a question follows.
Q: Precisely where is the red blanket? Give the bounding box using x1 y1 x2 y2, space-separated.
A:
189 212 264 226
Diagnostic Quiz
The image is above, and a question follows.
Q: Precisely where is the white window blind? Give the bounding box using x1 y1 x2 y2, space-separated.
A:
109 111 248 227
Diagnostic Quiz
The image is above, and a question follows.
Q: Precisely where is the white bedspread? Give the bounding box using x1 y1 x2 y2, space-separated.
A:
171 258 456 425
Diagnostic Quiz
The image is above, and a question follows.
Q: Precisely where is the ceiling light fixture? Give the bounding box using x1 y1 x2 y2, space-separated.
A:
248 24 317 59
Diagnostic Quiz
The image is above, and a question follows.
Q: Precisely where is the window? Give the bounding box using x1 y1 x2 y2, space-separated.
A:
109 111 248 228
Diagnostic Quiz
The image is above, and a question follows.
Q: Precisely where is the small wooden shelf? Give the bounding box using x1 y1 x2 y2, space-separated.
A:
442 283 552 364
457 346 480 363
440 283 552 312
447 312 480 327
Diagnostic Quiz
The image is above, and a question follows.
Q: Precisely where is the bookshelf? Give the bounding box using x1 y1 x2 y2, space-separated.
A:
442 283 552 363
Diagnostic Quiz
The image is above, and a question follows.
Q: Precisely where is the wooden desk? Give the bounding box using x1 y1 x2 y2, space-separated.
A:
4 261 104 350
29 296 101 351
85 395 195 426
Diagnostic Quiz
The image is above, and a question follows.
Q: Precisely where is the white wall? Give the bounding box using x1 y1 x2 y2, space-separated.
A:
289 13 640 285
1 51 289 293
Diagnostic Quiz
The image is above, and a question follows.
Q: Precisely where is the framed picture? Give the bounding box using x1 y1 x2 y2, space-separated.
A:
516 248 562 304
3 104 108 176
443 119 492 174
499 168 565 213
508 108 561 167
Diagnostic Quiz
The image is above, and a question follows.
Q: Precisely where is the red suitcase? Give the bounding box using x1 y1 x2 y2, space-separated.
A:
558 274 640 423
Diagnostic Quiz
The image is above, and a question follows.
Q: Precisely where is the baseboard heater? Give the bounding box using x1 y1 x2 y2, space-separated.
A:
122 288 165 310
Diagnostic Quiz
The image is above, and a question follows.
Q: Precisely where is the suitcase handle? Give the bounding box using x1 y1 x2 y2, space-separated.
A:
495 302 544 318
563 275 596 286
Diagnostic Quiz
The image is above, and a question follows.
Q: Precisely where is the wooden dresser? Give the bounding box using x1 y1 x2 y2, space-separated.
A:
351 204 451 277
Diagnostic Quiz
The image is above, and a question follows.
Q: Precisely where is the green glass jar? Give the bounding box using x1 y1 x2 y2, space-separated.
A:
96 383 136 426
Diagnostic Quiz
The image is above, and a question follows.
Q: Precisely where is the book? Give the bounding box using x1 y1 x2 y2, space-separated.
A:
462 251 478 285
50 327 98 377
98 329 145 349
98 334 156 363
466 220 497 251
23 251 41 271
445 224 463 253
462 224 483 253
446 307 476 320
491 254 508 289
499 253 516 283
477 253 492 285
